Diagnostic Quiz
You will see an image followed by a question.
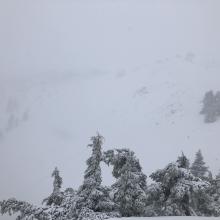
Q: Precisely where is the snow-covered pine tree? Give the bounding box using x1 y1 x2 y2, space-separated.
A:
177 152 190 169
208 171 213 182
201 90 217 123
145 153 190 217
200 90 220 123
103 148 147 217
51 187 80 220
189 151 217 216
148 153 209 216
216 170 220 180
0 168 80 220
202 172 220 217
43 167 64 206
191 149 209 180
0 198 50 220
77 134 116 216
145 182 163 217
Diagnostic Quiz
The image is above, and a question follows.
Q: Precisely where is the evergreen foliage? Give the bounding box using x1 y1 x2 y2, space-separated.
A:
43 167 64 206
200 90 220 123
0 198 50 220
77 134 116 216
103 148 147 217
148 153 209 216
201 173 220 217
0 134 220 220
191 149 209 179
77 134 103 210
177 152 190 169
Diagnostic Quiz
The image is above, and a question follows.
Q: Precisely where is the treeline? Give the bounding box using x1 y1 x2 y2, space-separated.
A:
1 134 220 220
201 90 220 123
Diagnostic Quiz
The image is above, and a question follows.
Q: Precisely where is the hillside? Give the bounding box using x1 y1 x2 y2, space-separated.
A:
1 54 220 203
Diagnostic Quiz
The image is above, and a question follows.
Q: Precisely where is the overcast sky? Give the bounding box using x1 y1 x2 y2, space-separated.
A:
1 1 220 219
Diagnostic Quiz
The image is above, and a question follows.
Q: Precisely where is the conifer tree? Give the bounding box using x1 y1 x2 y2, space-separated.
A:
77 134 103 211
149 153 209 216
194 170 220 217
177 152 190 169
77 134 115 214
43 167 64 206
200 90 220 123
206 171 220 216
208 171 213 182
191 150 209 179
2 136 220 218
0 189 79 220
0 198 50 220
201 90 216 123
104 148 147 217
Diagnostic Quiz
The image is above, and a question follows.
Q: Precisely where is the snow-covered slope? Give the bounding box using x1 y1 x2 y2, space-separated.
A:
109 218 219 220
1 55 220 202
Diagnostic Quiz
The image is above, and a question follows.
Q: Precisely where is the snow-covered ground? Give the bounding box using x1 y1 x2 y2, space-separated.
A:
109 218 219 220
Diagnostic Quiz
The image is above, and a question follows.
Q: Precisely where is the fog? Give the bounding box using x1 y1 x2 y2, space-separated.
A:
0 1 220 219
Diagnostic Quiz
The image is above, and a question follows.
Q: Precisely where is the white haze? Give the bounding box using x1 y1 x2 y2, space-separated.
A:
0 1 220 219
